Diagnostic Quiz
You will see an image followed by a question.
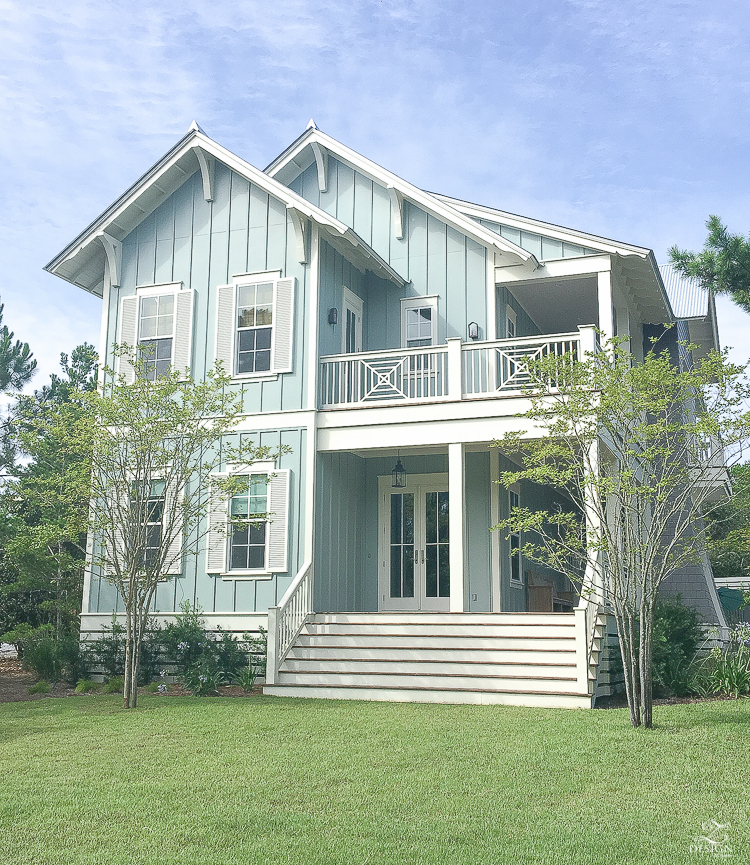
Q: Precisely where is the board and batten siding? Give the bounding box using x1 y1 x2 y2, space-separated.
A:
88 427 307 616
109 165 310 414
290 157 488 347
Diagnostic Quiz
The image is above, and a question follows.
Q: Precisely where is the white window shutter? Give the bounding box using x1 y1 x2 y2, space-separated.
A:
272 278 295 373
173 290 195 379
163 482 184 575
267 469 290 572
215 285 236 374
118 296 139 384
205 477 229 574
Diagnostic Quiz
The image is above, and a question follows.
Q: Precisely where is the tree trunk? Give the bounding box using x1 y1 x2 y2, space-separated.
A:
123 600 133 709
614 608 641 727
639 603 654 728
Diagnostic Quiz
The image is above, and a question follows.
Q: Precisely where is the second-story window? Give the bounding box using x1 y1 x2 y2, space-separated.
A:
236 282 273 374
401 296 438 349
139 294 174 379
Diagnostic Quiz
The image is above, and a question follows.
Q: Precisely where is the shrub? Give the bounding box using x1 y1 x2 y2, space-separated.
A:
163 602 248 678
234 661 260 692
74 679 99 694
212 628 247 679
181 659 225 696
101 677 124 694
28 680 50 694
245 626 267 677
693 623 750 698
89 616 161 685
652 596 703 697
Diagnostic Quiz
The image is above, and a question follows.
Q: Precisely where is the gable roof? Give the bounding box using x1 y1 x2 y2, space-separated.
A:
658 262 719 356
45 126 405 296
263 127 537 266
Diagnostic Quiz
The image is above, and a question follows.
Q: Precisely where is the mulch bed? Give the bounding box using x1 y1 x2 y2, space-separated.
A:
0 659 262 703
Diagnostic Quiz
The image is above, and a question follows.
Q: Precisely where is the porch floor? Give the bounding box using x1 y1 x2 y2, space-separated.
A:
264 612 599 708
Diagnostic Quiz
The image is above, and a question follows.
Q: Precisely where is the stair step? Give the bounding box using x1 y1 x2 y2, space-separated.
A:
306 622 575 638
282 658 577 677
276 671 579 692
285 646 577 664
296 635 576 651
310 613 575 627
263 683 593 709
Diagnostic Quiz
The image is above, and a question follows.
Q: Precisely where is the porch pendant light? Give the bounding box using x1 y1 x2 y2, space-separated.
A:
391 452 407 488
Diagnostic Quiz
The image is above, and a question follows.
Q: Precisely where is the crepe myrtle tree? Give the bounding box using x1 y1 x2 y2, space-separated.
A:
493 332 750 728
69 347 286 709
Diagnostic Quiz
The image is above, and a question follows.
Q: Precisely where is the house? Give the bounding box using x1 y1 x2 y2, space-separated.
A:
45 121 727 707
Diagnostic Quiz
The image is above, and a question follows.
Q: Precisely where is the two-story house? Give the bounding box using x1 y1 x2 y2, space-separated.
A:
45 121 727 707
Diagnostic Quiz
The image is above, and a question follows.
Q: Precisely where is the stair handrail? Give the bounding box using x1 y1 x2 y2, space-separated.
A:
266 560 313 685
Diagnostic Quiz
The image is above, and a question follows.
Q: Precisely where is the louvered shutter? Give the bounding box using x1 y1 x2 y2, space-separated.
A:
172 290 195 380
272 278 295 373
118 296 139 384
215 285 236 374
266 469 290 572
205 476 229 574
163 482 184 575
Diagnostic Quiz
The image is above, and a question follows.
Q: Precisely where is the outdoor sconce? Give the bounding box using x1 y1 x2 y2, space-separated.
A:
468 321 480 340
391 453 407 488
328 308 338 325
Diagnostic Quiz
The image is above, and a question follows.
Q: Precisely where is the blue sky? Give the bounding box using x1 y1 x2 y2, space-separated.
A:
1 0 749 387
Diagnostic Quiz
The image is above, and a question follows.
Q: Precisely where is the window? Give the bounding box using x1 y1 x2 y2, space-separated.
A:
206 466 290 577
215 273 295 378
130 479 166 569
236 282 273 374
229 475 268 571
401 296 438 349
117 284 194 385
139 293 175 379
505 305 517 340
509 488 522 585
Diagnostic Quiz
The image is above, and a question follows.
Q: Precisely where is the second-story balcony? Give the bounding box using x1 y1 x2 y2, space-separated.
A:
319 326 597 409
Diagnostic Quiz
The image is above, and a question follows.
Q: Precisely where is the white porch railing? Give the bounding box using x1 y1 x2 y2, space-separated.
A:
319 327 598 408
266 560 313 685
462 332 581 397
320 344 450 407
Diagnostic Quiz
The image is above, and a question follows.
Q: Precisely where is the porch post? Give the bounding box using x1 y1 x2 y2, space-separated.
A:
449 442 466 612
597 268 614 342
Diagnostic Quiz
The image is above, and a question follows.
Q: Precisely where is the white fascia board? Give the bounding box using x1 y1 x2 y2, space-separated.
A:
433 192 653 259
264 128 535 265
46 129 400 290
497 253 613 283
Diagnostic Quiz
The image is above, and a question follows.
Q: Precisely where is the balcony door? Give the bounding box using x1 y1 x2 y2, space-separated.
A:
378 474 450 612
342 287 363 354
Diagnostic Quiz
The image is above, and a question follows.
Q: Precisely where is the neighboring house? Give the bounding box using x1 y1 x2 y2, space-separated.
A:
45 121 727 707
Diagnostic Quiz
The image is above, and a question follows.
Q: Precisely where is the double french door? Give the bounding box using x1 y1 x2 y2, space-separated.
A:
378 474 450 612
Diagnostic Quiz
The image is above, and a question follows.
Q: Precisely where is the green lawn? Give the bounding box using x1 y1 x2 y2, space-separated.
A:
0 695 748 864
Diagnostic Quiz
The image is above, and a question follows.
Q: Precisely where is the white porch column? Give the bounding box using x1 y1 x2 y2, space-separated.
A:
449 442 466 612
597 269 614 342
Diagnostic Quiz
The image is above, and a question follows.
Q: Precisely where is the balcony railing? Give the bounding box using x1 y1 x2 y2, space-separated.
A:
319 326 596 409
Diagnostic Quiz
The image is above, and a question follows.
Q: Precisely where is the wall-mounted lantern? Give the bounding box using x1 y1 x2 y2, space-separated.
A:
468 321 480 340
328 308 338 325
391 452 407 488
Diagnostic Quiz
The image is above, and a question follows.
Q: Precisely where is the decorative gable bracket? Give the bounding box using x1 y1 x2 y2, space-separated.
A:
192 145 215 202
310 141 328 193
387 186 404 240
96 232 122 288
287 206 308 264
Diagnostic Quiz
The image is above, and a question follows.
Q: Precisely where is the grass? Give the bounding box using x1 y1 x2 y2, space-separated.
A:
0 696 748 864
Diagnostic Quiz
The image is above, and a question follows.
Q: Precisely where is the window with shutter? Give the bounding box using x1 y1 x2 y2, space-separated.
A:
215 272 295 378
206 467 290 577
117 283 194 382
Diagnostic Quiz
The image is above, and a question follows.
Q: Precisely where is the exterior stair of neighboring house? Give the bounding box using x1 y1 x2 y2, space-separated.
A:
264 612 607 708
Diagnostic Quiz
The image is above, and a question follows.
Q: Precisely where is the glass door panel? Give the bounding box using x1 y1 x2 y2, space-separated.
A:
425 491 450 599
390 493 415 599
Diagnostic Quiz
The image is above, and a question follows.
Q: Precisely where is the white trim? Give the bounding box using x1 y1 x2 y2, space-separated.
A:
310 141 328 192
341 286 363 353
263 127 534 264
448 443 465 612
232 269 282 281
490 450 501 612
135 280 184 295
508 484 523 586
505 305 517 339
400 295 439 348
192 145 215 201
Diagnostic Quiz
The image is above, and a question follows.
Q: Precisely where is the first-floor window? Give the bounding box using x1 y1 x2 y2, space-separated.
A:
130 479 165 568
509 488 522 584
229 474 268 570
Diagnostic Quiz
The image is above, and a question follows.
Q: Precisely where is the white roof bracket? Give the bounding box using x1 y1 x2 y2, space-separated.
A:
310 141 328 193
287 206 308 264
192 145 215 202
387 186 404 240
96 232 122 287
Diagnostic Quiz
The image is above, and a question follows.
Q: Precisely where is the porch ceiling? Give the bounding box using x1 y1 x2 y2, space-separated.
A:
506 276 599 334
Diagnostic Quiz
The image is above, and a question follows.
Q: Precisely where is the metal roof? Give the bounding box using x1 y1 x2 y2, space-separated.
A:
659 263 710 319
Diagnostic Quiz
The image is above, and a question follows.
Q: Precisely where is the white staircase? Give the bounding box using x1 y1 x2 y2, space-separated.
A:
264 612 604 708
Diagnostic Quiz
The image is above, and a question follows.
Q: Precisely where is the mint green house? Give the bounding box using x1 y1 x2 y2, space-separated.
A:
45 121 727 707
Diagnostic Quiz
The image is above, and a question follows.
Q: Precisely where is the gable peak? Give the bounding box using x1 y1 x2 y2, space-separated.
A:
189 120 206 134
306 118 318 130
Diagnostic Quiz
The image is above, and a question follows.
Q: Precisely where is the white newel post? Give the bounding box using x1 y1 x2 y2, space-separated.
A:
266 606 279 685
577 324 598 359
446 338 463 401
448 442 466 612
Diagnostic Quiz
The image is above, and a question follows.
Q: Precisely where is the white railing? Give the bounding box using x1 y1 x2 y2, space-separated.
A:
320 344 451 407
462 332 582 397
265 560 313 685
